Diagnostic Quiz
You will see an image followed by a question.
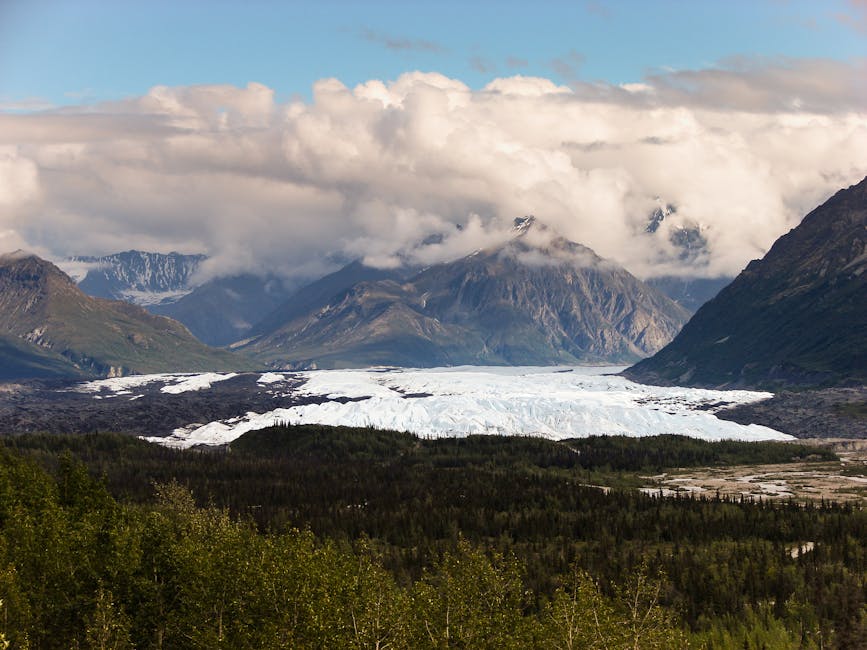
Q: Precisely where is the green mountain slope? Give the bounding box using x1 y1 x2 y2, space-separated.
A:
625 176 867 388
0 251 248 378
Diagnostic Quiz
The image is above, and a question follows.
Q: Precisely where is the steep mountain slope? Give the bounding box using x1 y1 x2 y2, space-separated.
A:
150 274 296 346
246 260 414 341
66 250 205 305
626 176 867 388
242 219 690 368
0 252 245 377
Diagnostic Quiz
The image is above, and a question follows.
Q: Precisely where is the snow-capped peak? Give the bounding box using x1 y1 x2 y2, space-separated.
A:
512 215 537 233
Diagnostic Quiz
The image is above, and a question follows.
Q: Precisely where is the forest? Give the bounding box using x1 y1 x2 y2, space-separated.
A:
0 426 863 648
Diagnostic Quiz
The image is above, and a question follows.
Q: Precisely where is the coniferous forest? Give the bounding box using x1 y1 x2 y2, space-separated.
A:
0 426 864 648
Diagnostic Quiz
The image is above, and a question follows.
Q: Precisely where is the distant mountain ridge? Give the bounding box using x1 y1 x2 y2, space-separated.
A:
626 176 867 389
0 251 244 379
60 250 296 347
67 250 205 306
641 202 730 312
241 218 690 369
64 210 728 350
246 260 415 341
646 276 731 313
150 273 297 347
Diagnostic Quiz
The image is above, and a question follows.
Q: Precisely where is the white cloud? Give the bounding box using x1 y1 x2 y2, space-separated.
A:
0 146 39 206
0 60 865 283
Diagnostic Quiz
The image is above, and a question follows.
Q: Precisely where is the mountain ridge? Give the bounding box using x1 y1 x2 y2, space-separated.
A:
150 273 297 347
625 176 867 389
66 250 205 305
0 252 246 378
241 219 690 369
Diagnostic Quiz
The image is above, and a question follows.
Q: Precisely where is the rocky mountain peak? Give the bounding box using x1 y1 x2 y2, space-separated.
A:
0 251 82 300
1 249 38 262
645 202 675 234
512 215 537 233
242 221 690 369
496 217 599 268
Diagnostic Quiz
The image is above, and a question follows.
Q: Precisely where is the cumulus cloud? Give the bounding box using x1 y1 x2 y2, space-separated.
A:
640 57 867 113
0 62 865 284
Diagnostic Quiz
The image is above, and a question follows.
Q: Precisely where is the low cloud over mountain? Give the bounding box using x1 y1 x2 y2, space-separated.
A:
1 59 865 283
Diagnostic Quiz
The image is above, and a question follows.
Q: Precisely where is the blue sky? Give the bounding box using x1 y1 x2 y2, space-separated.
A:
1 0 865 108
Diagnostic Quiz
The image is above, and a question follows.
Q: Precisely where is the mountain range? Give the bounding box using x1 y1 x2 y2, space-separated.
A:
239 218 691 368
67 250 205 306
0 251 243 379
626 176 867 389
60 252 297 346
4 174 863 384
60 203 727 349
149 273 296 347
0 217 693 377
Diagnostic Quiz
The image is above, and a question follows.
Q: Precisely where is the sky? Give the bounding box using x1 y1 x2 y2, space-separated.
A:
0 0 865 282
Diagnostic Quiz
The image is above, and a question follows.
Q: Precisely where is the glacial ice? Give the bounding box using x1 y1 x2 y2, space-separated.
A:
142 366 792 448
76 372 238 396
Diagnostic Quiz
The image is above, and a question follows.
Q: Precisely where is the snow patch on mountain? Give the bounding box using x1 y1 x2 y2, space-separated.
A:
117 288 197 306
141 366 791 448
64 251 206 306
56 258 99 283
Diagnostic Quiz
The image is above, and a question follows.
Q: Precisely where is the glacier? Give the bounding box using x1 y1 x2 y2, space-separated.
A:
137 366 792 448
75 372 238 395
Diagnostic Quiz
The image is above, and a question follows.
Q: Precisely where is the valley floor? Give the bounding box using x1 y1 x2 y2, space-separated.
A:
641 439 867 503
